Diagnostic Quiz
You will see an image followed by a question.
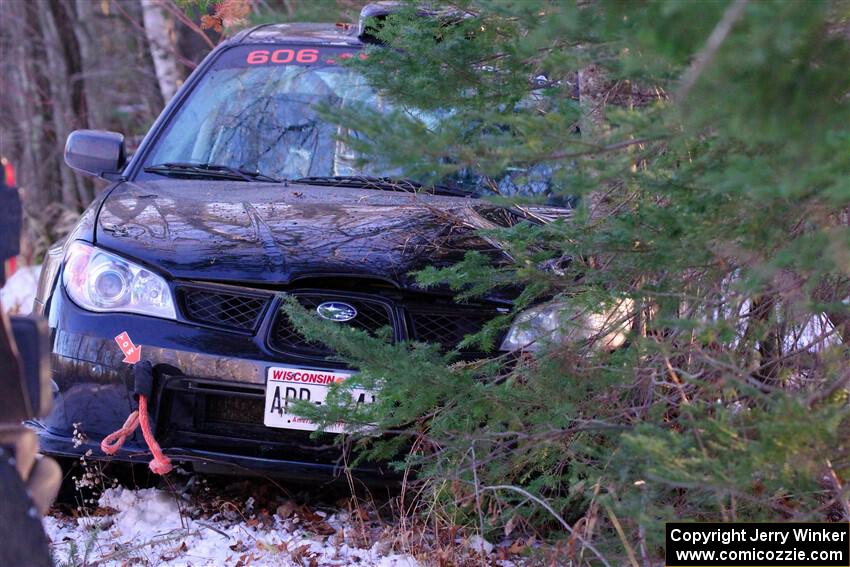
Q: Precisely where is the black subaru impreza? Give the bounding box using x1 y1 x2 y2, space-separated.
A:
32 9 570 481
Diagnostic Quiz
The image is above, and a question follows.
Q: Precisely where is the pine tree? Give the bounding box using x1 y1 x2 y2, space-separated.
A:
277 0 850 561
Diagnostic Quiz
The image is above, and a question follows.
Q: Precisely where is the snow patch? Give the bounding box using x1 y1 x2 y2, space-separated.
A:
44 487 425 566
375 554 421 567
1 264 41 315
99 487 184 539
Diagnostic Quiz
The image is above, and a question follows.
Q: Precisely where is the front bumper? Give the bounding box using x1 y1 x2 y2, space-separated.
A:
37 284 397 482
33 423 392 483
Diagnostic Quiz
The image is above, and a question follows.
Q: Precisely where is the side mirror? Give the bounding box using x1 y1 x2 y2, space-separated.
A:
64 130 126 180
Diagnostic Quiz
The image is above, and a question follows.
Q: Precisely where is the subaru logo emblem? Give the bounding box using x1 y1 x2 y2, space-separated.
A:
316 301 357 322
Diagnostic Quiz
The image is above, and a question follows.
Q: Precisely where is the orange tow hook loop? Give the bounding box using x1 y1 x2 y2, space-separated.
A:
100 394 172 475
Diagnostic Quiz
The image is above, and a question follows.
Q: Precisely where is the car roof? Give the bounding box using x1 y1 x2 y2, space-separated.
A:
228 22 364 47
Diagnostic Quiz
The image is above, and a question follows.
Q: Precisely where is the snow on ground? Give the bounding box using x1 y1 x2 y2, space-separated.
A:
45 486 421 566
1 264 41 314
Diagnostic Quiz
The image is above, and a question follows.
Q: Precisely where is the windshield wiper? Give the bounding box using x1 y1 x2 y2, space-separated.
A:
144 162 282 183
291 176 471 197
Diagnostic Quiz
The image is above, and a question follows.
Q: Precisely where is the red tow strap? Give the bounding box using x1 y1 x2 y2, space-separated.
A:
100 394 173 475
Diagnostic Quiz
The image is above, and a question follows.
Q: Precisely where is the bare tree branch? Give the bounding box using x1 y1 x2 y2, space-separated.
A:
677 0 749 102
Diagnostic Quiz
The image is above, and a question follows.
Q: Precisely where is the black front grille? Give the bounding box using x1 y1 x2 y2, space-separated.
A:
206 394 265 424
269 293 394 355
408 307 497 350
177 280 506 356
159 378 346 465
180 286 269 331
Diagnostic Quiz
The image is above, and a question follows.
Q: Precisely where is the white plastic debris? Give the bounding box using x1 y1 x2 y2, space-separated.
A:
467 534 494 555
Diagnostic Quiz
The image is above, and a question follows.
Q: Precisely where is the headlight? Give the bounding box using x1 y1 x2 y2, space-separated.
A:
62 241 176 319
500 299 633 352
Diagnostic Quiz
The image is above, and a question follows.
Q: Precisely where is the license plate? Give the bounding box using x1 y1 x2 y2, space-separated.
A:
263 367 375 432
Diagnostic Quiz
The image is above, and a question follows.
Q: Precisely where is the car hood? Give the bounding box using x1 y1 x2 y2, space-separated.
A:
95 180 526 288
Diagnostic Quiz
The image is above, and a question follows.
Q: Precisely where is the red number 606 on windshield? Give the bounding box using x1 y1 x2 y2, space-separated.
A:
246 49 319 65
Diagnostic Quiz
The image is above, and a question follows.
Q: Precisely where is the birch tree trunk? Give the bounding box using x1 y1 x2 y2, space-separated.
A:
140 0 181 104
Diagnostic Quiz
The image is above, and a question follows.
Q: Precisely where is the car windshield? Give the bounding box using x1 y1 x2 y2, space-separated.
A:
143 44 558 198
